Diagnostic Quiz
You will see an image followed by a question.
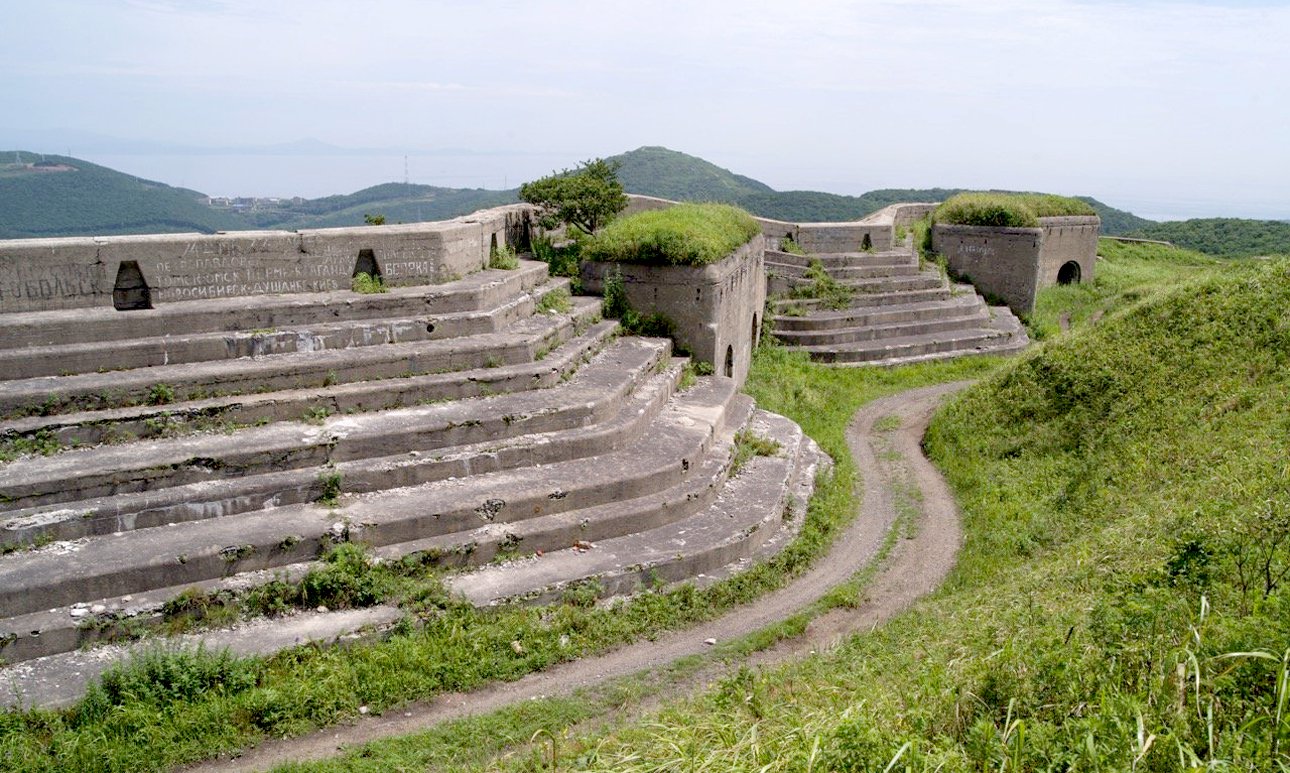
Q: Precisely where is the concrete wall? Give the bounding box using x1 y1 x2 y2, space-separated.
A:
932 215 1100 313
581 234 766 387
1036 216 1100 289
860 202 939 228
0 205 534 313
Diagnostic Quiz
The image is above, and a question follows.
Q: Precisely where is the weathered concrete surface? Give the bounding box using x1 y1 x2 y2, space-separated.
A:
769 235 1029 366
451 407 825 606
580 235 766 385
0 204 534 312
932 215 1100 313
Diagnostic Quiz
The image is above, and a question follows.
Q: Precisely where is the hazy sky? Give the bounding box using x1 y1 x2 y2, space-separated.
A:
2 0 1287 219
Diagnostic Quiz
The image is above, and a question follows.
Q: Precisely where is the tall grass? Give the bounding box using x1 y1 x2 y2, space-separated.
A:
0 343 997 772
478 259 1290 771
1026 237 1223 338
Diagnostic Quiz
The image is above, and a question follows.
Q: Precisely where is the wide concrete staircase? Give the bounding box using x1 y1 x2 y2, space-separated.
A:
0 259 824 705
765 238 1029 365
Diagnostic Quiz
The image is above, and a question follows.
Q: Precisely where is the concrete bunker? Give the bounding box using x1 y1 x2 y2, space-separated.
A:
1057 260 1081 285
112 260 152 311
352 248 383 281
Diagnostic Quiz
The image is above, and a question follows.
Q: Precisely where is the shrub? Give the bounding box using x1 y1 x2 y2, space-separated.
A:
584 203 760 267
351 272 386 294
519 158 627 234
489 243 519 270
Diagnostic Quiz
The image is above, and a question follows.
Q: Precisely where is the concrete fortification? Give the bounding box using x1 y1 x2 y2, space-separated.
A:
0 187 1068 706
0 202 824 707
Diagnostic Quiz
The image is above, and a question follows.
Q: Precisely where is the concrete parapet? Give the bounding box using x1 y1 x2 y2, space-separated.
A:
932 215 1100 313
0 204 534 313
860 202 939 228
580 234 766 386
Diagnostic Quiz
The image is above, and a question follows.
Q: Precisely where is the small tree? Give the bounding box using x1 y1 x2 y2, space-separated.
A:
519 158 628 234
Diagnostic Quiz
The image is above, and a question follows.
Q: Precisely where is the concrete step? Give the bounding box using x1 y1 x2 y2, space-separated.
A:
774 310 993 347
771 271 946 298
801 324 1024 365
0 295 602 418
0 318 617 454
770 286 954 314
764 250 915 269
0 399 824 700
766 260 919 281
0 376 743 621
449 408 826 606
0 338 673 541
0 261 552 348
0 277 572 380
772 293 985 332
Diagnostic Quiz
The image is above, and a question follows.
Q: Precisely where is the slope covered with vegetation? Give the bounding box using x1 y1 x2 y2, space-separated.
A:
461 255 1290 771
1128 217 1290 257
0 152 238 237
1 146 1153 238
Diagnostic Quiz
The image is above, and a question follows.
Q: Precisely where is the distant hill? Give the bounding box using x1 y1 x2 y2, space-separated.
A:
234 183 516 231
1 146 1153 239
0 151 238 238
1126 218 1290 257
605 147 1150 233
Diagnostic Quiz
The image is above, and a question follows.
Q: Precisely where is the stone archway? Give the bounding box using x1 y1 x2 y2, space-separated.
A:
1057 260 1081 285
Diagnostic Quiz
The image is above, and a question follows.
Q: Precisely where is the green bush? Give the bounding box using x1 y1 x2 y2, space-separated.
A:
584 203 760 267
934 192 1095 228
351 272 386 294
488 243 519 270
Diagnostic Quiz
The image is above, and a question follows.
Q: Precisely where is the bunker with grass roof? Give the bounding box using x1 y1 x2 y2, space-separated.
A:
930 193 1100 313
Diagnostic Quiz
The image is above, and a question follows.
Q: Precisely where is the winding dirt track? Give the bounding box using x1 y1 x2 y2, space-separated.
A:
189 381 970 772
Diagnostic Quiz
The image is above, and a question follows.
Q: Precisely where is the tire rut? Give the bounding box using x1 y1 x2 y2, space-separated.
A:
185 380 971 772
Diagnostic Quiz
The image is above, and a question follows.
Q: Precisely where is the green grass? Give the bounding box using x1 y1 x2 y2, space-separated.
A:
934 192 1096 228
245 349 1001 772
474 258 1290 772
787 259 853 310
350 272 387 294
583 203 761 266
0 345 997 772
1026 237 1224 339
488 243 520 270
535 286 573 314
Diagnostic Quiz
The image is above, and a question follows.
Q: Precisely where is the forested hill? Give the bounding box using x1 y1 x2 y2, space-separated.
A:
1127 218 1290 257
2 145 1153 238
606 146 1151 233
0 152 237 238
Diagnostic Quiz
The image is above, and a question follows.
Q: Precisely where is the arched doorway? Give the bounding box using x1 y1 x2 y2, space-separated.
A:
1057 261 1081 285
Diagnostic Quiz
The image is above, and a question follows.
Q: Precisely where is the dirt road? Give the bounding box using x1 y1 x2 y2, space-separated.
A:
189 381 969 772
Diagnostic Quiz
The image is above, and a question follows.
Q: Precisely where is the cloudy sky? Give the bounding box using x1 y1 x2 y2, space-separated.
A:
2 0 1286 219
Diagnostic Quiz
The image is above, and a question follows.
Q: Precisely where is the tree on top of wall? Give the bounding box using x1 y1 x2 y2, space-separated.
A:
519 158 628 235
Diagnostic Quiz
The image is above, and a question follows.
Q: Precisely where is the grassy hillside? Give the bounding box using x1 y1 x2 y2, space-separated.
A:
1128 217 1290 257
464 255 1290 771
1 146 1153 238
609 148 1150 232
242 183 516 230
0 151 238 238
